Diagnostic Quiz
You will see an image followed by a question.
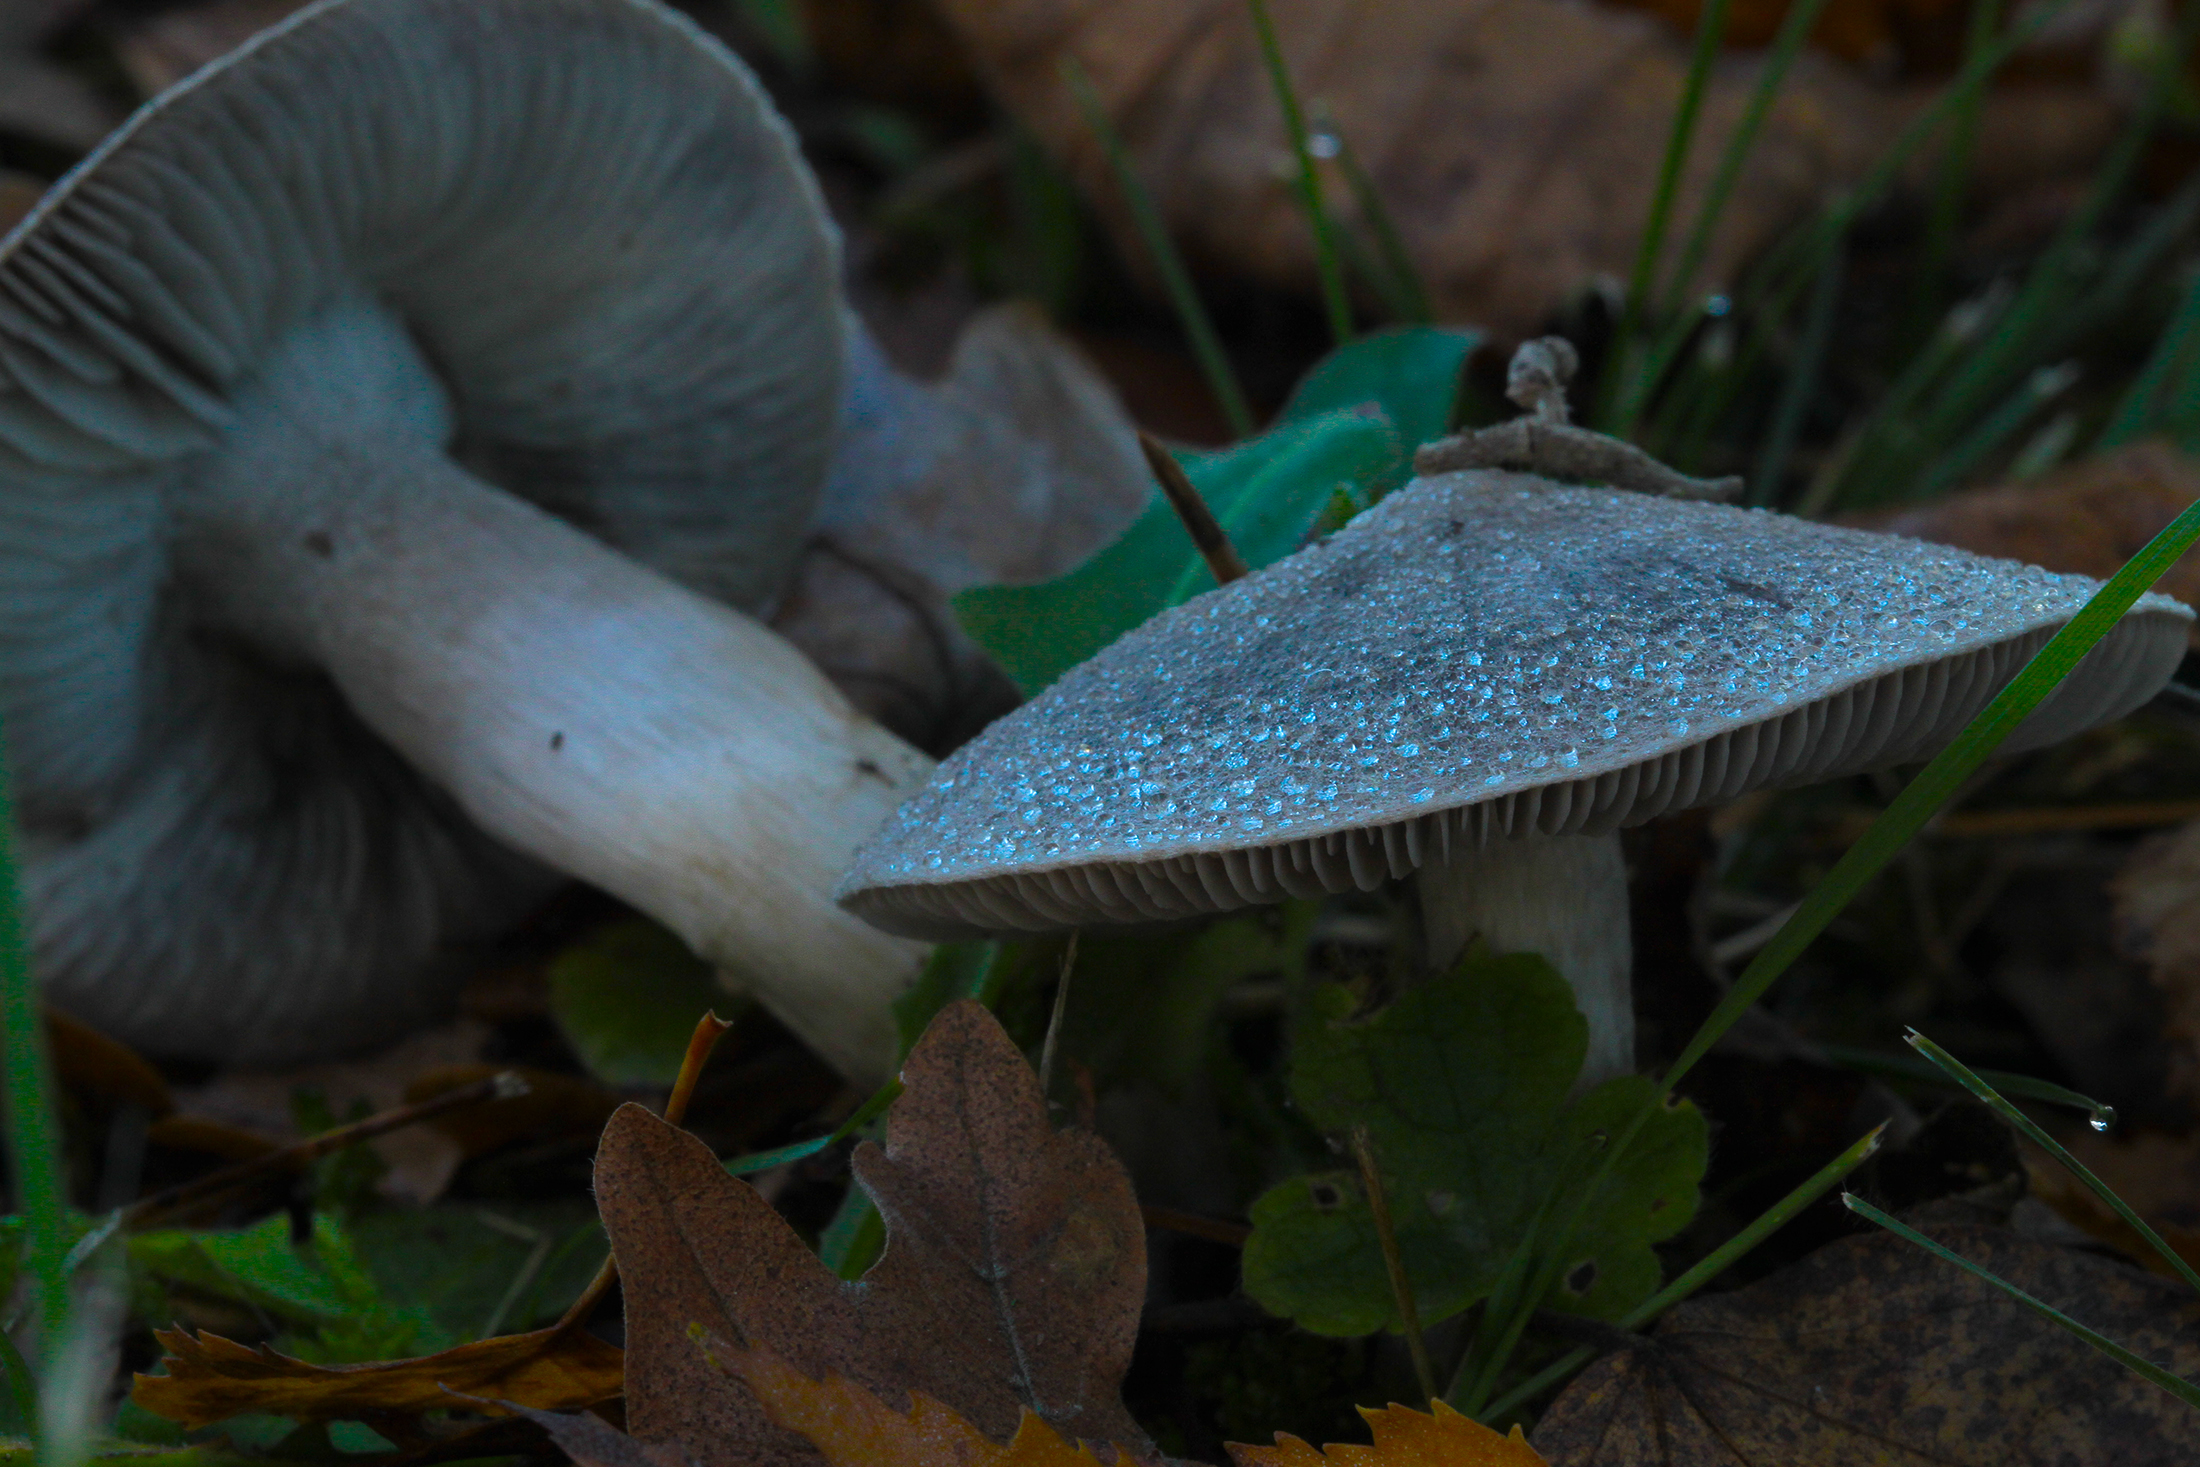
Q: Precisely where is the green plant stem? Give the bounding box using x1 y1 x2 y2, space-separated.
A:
1844 1193 2200 1409
1631 0 2082 444
1907 0 2001 344
0 739 66 1378
1319 106 1432 324
1905 1030 2200 1296
1650 0 1834 328
1246 0 1354 346
1063 60 1256 437
1603 0 1735 429
721 1078 902 1177
1477 1123 1885 1423
1350 1125 1436 1404
1750 239 1844 505
2100 267 2200 448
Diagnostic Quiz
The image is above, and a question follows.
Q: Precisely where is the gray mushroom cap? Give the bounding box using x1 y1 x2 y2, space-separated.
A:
840 470 2194 939
0 0 842 1058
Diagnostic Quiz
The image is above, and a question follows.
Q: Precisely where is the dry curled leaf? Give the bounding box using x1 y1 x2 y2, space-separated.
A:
773 306 1148 753
1530 1220 2200 1464
1227 1399 1547 1465
132 1322 624 1428
1881 442 2200 647
931 0 2108 336
601 1000 1150 1467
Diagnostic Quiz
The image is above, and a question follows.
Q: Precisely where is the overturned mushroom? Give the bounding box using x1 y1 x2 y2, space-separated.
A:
841 355 2191 1083
0 0 938 1078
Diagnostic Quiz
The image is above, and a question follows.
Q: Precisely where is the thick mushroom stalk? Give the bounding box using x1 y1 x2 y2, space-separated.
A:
174 296 930 1083
1418 832 1633 1084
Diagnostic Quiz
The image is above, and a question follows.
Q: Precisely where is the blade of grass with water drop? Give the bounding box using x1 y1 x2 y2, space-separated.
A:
1475 1123 1885 1423
1479 494 2200 1410
1064 60 1256 437
1904 1030 2200 1298
1317 106 1432 325
1246 0 1353 346
1601 0 1736 429
1813 1043 2112 1118
1844 1193 2200 1409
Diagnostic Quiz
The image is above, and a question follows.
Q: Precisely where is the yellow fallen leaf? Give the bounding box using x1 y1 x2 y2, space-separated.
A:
707 1331 1137 1466
1226 1400 1548 1466
132 1325 623 1429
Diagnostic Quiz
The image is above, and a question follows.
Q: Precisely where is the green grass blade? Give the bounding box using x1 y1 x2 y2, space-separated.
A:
1906 0 2002 344
1477 1123 1885 1423
1750 239 1844 504
1664 495 2200 1093
1063 60 1256 437
1910 361 2079 499
721 1077 902 1177
1318 106 1432 325
2100 267 2200 449
0 739 67 1378
1844 1192 2200 1409
1246 0 1354 345
1603 0 1736 428
1814 1042 2112 1119
1904 1029 2200 1297
1653 0 1834 326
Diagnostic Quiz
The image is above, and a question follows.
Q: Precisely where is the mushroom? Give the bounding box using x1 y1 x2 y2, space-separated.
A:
0 0 939 1080
840 373 2192 1083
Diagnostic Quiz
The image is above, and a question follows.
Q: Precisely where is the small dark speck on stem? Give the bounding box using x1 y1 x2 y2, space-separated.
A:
550 732 565 752
855 758 888 784
303 531 334 558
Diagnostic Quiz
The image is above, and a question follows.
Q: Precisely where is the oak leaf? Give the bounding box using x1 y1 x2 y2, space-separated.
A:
131 1322 623 1428
1529 1220 2200 1463
601 999 1151 1467
1227 1400 1547 1465
697 1334 1143 1467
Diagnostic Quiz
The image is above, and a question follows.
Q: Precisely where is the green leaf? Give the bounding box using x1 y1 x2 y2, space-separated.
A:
1242 949 1707 1336
548 918 739 1087
956 406 1402 694
347 1201 603 1342
1278 326 1480 452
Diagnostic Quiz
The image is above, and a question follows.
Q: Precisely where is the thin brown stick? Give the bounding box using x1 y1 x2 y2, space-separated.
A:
1037 933 1079 1104
1140 1204 1252 1249
554 1010 735 1335
127 1071 528 1227
1139 431 1249 586
1352 1123 1437 1405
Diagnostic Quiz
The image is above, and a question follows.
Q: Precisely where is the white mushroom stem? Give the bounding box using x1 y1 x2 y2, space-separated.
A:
1417 831 1634 1086
173 297 931 1084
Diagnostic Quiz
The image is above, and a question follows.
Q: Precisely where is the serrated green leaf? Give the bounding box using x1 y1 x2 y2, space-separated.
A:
954 406 1402 694
1242 949 1706 1337
547 918 739 1087
1278 326 1481 452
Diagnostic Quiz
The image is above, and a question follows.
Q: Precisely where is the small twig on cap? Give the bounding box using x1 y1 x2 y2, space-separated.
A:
1352 1123 1437 1405
1418 337 1743 501
1140 432 1249 586
554 1010 734 1334
126 1071 529 1227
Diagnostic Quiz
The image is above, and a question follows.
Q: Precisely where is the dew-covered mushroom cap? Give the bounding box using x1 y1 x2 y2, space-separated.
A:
840 470 2193 939
0 0 843 1059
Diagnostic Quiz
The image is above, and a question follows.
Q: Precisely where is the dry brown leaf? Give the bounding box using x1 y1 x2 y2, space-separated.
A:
2023 1133 2200 1277
601 999 1150 1467
2110 818 2200 1104
0 171 45 235
113 0 313 95
132 1322 624 1428
45 1007 174 1118
1880 442 2200 646
931 0 2108 336
1228 1400 1546 1465
701 1335 1146 1467
1530 1220 2200 1463
773 306 1148 753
